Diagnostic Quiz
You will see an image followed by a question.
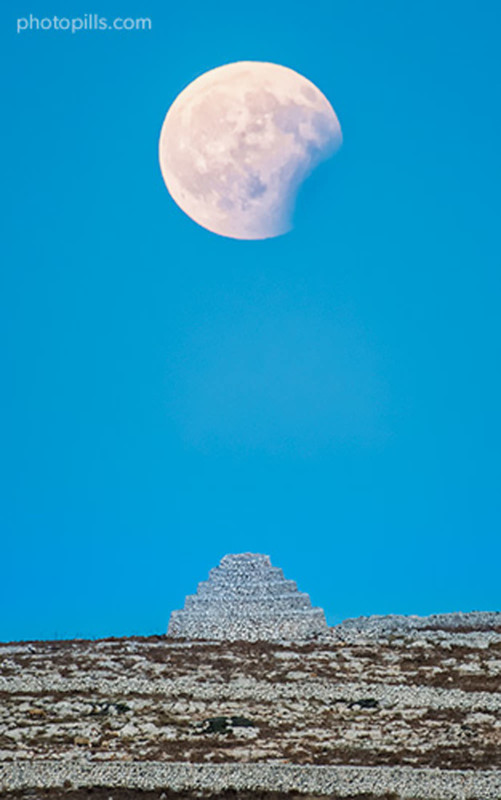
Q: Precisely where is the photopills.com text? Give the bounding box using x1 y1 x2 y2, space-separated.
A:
17 14 152 33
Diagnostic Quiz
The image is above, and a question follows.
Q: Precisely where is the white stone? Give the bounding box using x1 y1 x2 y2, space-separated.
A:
167 553 328 641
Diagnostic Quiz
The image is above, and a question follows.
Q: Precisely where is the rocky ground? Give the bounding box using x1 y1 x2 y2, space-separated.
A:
0 613 500 798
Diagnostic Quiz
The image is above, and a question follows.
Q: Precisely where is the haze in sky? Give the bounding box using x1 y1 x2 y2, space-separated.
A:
2 0 500 641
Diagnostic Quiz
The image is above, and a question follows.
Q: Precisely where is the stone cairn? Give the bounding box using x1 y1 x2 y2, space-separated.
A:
168 552 328 641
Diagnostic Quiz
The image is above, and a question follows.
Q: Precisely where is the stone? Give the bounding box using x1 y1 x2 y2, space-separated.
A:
119 723 138 738
73 736 90 746
167 552 328 641
348 698 379 710
200 716 256 734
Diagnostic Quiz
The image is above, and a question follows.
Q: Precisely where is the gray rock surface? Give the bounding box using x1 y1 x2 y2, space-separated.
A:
168 553 328 641
337 611 501 636
1 615 500 798
1 762 501 799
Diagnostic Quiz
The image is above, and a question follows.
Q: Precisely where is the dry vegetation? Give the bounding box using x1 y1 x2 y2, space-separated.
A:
0 631 500 770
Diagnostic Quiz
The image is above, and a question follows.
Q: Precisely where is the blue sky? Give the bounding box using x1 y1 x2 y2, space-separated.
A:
2 0 500 641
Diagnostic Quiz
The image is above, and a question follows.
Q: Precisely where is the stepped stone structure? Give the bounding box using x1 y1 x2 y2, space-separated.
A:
167 552 328 641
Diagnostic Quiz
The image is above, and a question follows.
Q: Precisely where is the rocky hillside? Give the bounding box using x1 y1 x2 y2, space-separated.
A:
0 613 500 798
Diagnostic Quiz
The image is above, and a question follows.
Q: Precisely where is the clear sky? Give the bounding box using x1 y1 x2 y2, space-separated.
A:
2 0 500 641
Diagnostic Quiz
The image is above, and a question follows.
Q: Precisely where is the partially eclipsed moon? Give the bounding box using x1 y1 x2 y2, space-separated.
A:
158 61 342 240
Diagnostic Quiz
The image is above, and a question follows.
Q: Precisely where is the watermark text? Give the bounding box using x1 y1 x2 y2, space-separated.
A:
17 14 152 34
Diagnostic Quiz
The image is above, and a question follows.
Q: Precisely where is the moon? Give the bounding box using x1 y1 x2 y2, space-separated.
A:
158 61 342 240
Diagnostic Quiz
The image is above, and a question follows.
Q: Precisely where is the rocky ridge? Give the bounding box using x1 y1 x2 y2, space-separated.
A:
0 612 500 798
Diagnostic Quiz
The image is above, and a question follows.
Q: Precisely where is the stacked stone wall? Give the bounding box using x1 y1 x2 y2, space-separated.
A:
167 553 328 641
